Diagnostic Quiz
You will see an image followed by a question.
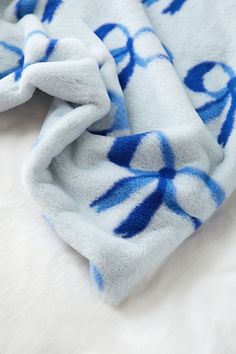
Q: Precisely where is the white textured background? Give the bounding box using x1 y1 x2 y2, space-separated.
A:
0 92 236 354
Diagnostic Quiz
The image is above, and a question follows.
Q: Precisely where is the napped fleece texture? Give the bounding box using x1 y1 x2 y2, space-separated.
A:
1 0 236 303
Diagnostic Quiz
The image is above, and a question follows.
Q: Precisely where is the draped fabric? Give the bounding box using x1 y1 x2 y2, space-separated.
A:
0 0 235 303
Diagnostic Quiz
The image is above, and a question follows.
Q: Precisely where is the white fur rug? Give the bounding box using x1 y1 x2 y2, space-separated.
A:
0 92 236 354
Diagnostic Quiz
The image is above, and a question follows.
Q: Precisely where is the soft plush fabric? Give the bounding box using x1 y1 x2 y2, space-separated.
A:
1 95 236 354
0 0 236 303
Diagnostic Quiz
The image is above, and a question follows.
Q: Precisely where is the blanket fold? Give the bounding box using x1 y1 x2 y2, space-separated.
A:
1 0 235 303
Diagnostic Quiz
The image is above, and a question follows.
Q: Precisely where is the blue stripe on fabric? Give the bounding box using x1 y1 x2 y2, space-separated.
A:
162 43 174 63
108 133 145 167
90 264 104 291
218 78 236 147
90 176 154 212
95 23 117 41
162 0 187 14
197 93 229 124
142 0 187 14
15 0 38 19
184 62 216 93
142 0 159 6
0 41 24 79
42 0 63 23
114 179 166 238
118 53 135 90
0 41 23 57
14 39 58 81
157 131 175 168
111 46 128 64
44 39 58 59
0 66 19 79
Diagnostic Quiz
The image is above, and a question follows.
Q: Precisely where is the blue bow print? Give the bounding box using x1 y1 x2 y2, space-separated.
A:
0 31 57 81
95 23 170 90
91 131 225 238
185 61 236 147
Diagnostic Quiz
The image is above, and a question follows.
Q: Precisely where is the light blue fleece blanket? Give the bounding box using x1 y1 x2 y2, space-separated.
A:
0 0 235 303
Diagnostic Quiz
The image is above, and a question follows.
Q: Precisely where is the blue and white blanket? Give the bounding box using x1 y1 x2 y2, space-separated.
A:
1 0 236 303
